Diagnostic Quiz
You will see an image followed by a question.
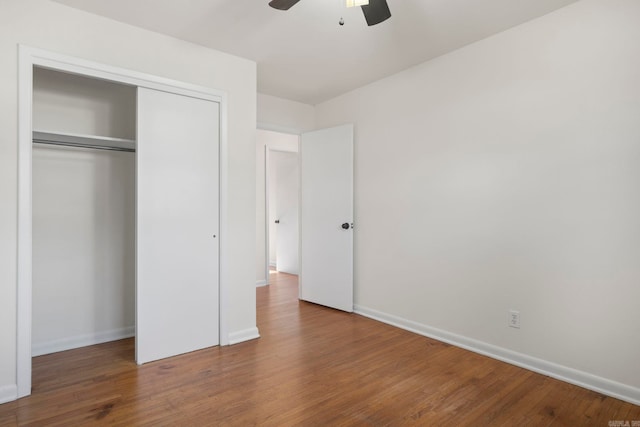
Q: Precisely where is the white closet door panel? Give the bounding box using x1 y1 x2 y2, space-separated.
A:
136 87 219 364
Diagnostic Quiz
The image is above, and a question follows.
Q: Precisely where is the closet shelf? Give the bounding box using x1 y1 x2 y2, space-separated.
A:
33 130 136 152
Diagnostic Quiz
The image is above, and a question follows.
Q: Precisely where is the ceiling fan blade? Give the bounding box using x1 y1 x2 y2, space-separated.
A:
361 0 391 26
269 0 301 11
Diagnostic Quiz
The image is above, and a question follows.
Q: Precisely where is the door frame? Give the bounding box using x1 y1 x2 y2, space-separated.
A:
17 46 230 398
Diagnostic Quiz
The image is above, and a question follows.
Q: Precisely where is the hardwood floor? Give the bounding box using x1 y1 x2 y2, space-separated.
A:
1 271 638 426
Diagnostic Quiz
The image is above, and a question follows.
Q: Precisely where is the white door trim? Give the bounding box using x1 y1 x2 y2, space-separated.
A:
17 45 230 399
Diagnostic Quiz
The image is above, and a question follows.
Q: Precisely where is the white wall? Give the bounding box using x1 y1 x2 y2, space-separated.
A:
0 0 256 403
32 147 135 355
257 93 315 133
255 130 298 285
33 67 136 139
315 0 640 403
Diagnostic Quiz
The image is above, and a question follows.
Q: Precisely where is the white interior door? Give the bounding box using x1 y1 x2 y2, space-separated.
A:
274 151 299 275
136 87 219 364
300 124 353 312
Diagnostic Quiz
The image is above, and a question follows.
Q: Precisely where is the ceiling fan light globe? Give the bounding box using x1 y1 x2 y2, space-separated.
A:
346 0 369 8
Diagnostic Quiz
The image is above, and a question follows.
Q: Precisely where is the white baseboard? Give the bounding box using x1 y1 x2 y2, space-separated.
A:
269 261 276 267
354 305 640 406
32 326 135 357
0 384 17 404
228 327 260 345
256 279 268 287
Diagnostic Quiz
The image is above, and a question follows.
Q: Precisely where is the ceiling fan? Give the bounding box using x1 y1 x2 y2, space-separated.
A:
269 0 392 26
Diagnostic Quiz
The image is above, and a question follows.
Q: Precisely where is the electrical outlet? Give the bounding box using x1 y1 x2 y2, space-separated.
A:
508 310 521 329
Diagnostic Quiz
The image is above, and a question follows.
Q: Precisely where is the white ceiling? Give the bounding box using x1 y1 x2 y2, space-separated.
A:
53 0 578 105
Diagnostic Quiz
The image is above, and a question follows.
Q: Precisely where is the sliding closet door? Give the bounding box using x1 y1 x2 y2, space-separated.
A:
136 87 219 364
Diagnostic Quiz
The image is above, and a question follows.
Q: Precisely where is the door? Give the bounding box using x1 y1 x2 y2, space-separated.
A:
300 124 354 312
274 151 299 275
136 87 219 364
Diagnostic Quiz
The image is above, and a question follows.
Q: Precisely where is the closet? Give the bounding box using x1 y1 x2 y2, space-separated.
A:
32 67 137 357
30 64 220 367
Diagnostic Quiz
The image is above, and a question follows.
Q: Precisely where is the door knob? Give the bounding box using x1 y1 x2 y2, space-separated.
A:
275 220 280 224
341 223 350 230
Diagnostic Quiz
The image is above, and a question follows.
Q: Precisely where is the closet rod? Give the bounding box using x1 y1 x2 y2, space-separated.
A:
33 139 136 153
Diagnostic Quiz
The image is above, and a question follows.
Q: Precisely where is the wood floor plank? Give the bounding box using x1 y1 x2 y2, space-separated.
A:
0 271 638 426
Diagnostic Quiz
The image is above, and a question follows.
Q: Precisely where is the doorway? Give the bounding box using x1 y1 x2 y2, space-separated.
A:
256 129 299 286
269 150 299 275
255 125 354 307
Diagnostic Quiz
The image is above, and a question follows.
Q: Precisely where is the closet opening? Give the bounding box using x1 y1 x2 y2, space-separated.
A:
31 67 137 360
